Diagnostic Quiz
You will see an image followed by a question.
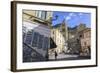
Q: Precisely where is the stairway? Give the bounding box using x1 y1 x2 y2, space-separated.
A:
23 42 47 62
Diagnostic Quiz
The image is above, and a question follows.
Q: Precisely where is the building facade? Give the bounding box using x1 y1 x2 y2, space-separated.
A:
22 10 53 62
23 10 52 22
51 21 68 54
79 28 91 56
67 24 86 54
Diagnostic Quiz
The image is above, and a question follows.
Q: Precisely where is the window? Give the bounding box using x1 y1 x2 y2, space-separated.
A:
32 32 39 47
36 11 47 20
43 37 49 50
80 34 84 38
84 42 87 46
41 11 47 20
35 11 39 17
36 11 42 18
38 34 43 49
25 30 33 45
80 35 82 38
22 26 26 33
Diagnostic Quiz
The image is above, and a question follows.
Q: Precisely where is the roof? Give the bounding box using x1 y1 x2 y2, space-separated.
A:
50 38 57 49
68 26 77 30
78 28 91 34
52 23 62 28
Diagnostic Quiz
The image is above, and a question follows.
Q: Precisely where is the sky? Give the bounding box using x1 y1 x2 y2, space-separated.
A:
52 11 91 28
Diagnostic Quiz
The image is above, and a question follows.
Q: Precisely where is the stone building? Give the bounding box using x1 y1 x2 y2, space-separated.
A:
67 24 86 54
79 28 91 56
22 10 53 62
68 24 86 39
51 20 68 54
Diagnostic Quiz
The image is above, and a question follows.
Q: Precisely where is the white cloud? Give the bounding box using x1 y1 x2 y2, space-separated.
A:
78 13 83 18
69 13 76 17
65 13 76 21
79 13 83 16
65 16 71 21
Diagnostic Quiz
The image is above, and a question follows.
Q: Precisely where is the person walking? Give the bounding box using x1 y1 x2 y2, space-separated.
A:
55 51 57 60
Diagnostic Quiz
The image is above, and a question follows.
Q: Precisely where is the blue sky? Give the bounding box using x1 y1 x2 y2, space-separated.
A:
52 11 91 28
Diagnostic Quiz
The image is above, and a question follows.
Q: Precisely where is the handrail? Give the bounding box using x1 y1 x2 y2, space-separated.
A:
23 42 45 58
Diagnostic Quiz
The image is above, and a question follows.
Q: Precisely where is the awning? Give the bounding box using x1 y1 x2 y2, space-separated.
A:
50 38 57 49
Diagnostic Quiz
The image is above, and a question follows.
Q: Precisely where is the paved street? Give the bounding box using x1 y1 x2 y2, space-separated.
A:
56 53 79 59
49 53 90 61
49 53 79 60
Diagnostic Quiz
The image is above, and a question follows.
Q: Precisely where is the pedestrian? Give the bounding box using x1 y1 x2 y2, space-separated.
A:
45 52 48 61
55 51 57 60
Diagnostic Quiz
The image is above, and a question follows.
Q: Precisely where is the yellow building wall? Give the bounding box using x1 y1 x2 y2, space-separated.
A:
51 28 65 54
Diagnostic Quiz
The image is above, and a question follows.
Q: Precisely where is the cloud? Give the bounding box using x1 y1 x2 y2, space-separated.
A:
78 13 83 18
69 13 76 17
65 16 71 21
79 13 83 16
65 13 76 21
